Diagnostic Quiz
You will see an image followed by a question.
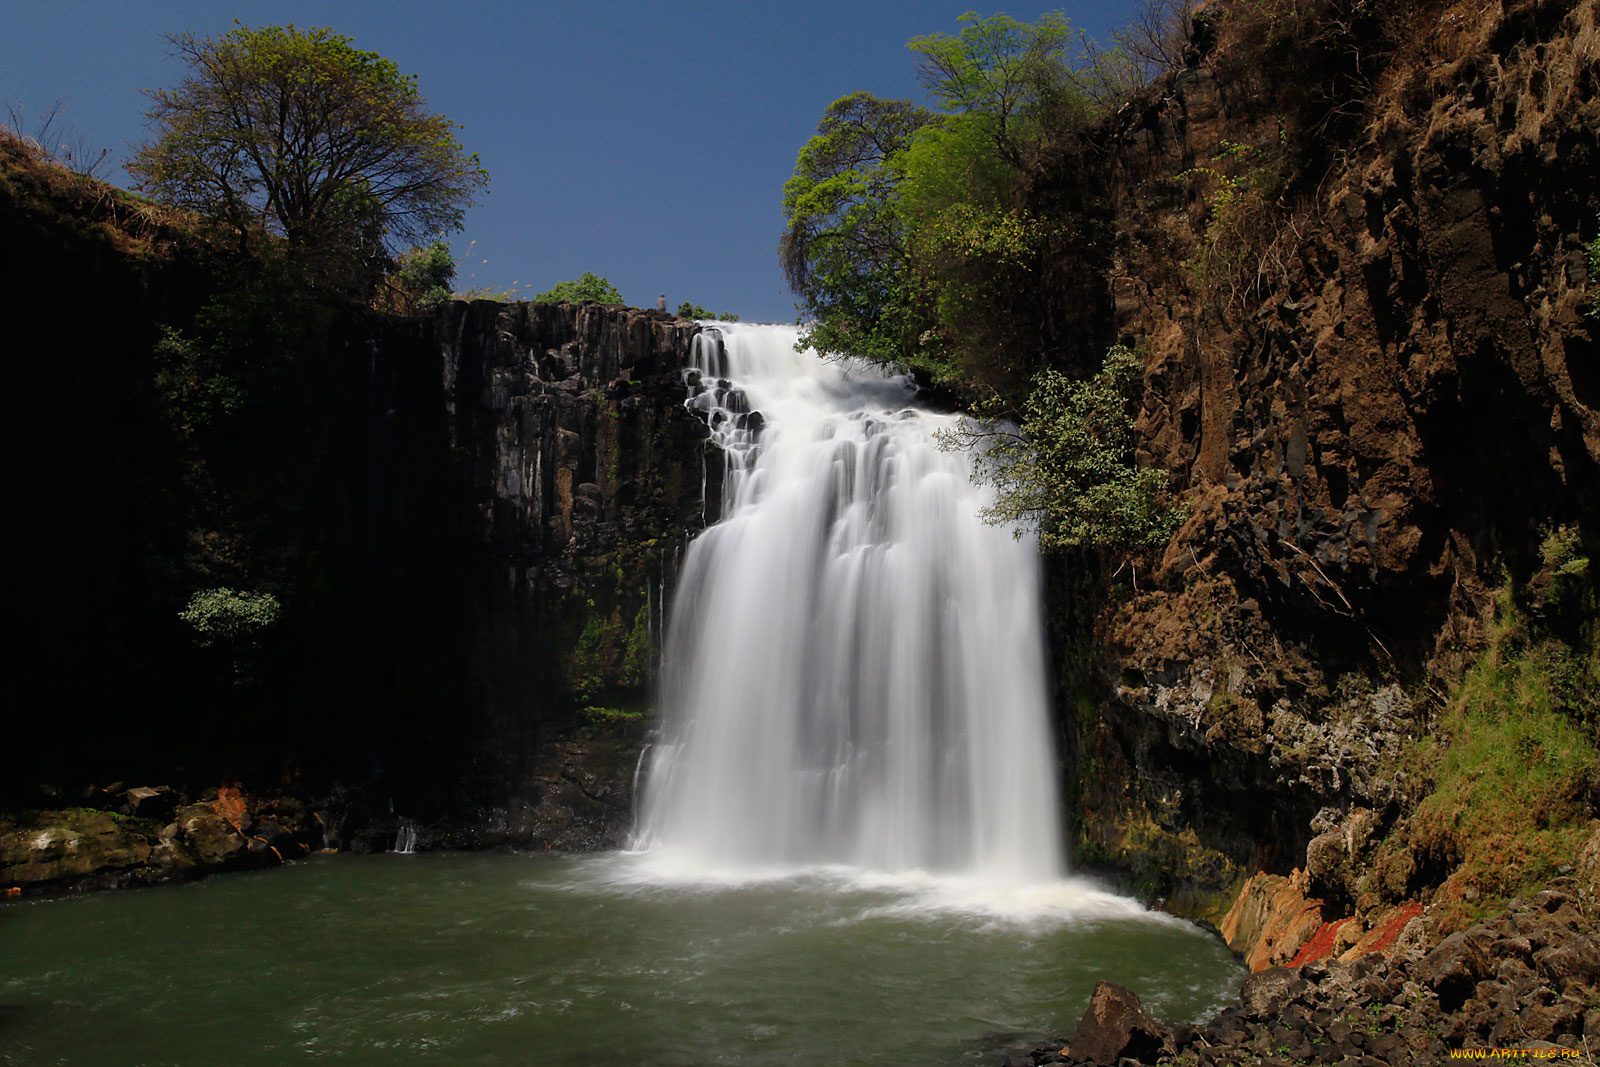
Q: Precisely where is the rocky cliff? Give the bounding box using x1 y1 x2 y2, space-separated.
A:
328 300 712 845
1 136 715 848
1055 0 1599 953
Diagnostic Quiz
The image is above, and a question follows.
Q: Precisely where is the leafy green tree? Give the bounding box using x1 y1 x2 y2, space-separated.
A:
780 91 935 366
782 14 1124 398
128 22 487 282
964 345 1181 552
907 12 1088 170
535 271 623 304
179 587 282 684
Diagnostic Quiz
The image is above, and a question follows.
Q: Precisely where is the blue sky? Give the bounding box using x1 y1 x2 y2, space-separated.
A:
5 1 1145 322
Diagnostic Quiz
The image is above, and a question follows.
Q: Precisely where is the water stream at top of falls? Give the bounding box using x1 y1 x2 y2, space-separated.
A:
635 323 1063 882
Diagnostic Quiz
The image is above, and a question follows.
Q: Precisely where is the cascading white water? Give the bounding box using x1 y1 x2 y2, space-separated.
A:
636 323 1063 882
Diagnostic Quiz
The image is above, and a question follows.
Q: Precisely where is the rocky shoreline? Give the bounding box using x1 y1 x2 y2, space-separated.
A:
10 796 1598 1067
0 717 646 897
1004 881 1600 1066
0 786 323 895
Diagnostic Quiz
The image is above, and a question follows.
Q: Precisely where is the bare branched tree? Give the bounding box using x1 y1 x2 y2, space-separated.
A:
1110 0 1199 84
2 99 113 178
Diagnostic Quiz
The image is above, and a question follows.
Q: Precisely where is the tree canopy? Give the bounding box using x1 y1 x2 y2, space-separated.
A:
129 22 487 276
781 10 1190 553
780 15 1107 395
778 91 934 367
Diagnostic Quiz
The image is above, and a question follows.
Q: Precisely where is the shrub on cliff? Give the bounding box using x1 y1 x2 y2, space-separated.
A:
179 587 282 684
535 272 623 304
127 22 487 296
377 240 456 314
954 344 1182 552
674 301 738 321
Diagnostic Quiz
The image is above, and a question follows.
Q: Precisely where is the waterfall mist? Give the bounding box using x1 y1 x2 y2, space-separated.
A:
636 324 1063 882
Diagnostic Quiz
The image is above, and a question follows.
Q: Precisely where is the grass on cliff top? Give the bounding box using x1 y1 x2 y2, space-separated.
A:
1374 547 1598 932
0 129 200 257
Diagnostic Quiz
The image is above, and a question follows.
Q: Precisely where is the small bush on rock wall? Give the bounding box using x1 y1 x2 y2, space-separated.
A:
179 587 282 685
955 344 1184 553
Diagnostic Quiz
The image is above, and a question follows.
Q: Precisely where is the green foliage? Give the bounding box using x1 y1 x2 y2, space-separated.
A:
674 301 739 321
1400 588 1597 926
573 597 637 700
178 587 281 646
128 22 487 292
535 271 623 305
780 91 935 367
1541 524 1588 573
963 345 1183 552
781 12 1132 401
907 12 1094 170
582 705 644 724
1538 524 1595 633
1181 138 1293 312
621 602 651 688
1361 554 1598 930
382 239 456 314
179 586 282 686
154 324 243 434
909 201 1067 395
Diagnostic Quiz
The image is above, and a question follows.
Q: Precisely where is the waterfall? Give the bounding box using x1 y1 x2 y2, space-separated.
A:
636 324 1062 882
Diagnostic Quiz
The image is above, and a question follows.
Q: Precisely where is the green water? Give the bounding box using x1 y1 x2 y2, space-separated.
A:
0 852 1242 1066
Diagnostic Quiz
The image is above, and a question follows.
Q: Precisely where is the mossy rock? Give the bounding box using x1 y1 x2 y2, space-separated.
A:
0 809 155 884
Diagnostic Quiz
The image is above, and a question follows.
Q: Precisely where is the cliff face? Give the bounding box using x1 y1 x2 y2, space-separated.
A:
339 301 711 842
0 135 715 841
1061 0 1599 930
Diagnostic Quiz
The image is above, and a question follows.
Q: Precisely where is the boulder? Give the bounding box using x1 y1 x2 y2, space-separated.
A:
1534 937 1600 987
1305 808 1377 908
121 786 178 821
1069 982 1167 1065
1417 931 1494 1011
1239 967 1308 1020
175 805 245 867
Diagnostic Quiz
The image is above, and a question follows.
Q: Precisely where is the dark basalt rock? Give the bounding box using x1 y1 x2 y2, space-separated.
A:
1028 885 1600 1066
1238 967 1307 1020
1068 982 1168 1065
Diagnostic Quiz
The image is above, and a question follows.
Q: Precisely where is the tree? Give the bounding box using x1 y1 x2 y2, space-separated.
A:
129 23 487 274
535 271 623 304
907 12 1090 171
779 91 934 366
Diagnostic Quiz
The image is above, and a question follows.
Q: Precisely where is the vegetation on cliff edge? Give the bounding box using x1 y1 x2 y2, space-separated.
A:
535 271 624 305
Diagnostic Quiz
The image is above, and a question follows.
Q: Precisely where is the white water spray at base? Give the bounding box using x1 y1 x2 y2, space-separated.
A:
636 324 1063 883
